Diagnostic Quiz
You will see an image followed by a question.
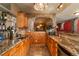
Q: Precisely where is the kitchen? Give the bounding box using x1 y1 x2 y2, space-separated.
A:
0 3 79 56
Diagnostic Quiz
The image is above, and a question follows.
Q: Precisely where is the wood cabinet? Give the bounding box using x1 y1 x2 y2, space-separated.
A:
30 32 47 44
16 12 28 28
9 43 20 56
2 38 31 56
2 41 20 56
2 51 10 56
47 36 58 56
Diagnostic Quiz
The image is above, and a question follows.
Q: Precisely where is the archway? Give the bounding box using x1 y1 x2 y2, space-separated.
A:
34 17 52 31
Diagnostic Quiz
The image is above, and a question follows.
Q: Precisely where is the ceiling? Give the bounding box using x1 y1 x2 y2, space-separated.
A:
16 3 59 14
16 3 79 23
56 3 79 23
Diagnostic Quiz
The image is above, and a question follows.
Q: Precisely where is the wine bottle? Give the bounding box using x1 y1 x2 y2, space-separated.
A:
0 23 1 31
2 12 7 21
0 11 2 21
3 23 6 31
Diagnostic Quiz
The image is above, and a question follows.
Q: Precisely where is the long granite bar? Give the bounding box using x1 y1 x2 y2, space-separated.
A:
49 35 79 56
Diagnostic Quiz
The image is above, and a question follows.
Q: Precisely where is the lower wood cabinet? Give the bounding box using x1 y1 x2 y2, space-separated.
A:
30 32 47 44
47 37 58 56
2 51 10 56
2 38 31 56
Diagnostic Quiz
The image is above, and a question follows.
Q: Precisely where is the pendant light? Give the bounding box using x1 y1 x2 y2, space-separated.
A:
34 3 48 11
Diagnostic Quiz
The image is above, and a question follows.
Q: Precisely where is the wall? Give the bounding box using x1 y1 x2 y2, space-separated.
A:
57 18 79 33
64 20 72 32
11 4 20 16
77 19 79 33
57 23 64 31
74 19 77 32
57 23 61 31
28 17 36 31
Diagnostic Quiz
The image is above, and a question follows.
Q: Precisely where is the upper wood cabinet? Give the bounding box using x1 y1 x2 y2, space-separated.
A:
16 12 28 28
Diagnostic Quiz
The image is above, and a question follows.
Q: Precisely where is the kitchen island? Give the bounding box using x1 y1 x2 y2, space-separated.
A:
48 33 79 56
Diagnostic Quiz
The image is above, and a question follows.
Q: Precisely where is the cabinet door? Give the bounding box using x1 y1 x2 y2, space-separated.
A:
9 47 17 56
19 41 26 56
31 32 46 44
10 42 23 56
25 39 30 55
51 40 58 56
10 42 21 56
17 39 31 56
2 51 10 56
47 37 58 56
13 51 20 56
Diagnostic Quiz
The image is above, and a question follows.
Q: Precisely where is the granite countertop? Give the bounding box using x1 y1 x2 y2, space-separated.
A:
0 38 22 55
59 33 79 55
49 35 79 56
0 35 31 56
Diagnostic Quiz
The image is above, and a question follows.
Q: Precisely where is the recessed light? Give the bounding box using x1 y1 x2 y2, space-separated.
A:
57 3 63 11
59 4 63 8
74 12 79 16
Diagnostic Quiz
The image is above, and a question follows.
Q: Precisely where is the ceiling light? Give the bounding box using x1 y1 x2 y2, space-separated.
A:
57 8 59 11
74 12 79 16
39 24 42 27
34 3 48 11
57 3 63 11
37 25 40 29
59 4 63 8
